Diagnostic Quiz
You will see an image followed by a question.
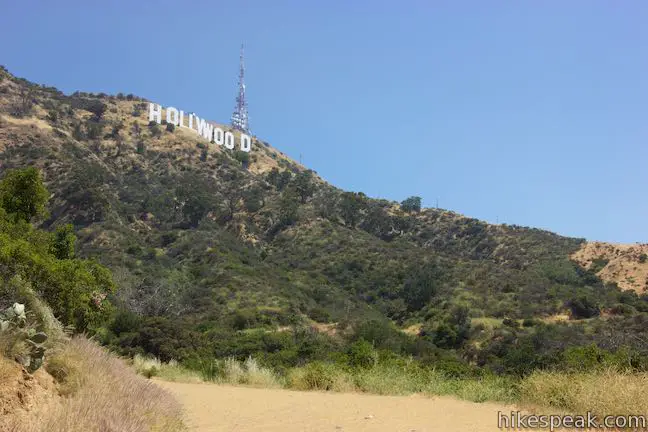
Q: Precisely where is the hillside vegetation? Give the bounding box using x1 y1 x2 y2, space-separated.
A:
0 166 182 430
1 66 648 417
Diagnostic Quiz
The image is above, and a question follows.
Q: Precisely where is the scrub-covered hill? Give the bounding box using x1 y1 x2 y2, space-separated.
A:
1 66 647 378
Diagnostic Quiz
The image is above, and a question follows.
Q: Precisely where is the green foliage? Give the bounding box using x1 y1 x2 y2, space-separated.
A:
72 123 85 140
243 188 264 213
293 170 315 204
568 295 600 319
70 97 106 120
148 122 162 138
0 168 116 333
85 121 104 139
266 168 292 191
234 151 250 168
110 309 142 336
338 192 365 227
0 302 49 372
422 305 471 349
0 167 49 222
50 224 76 259
278 190 299 227
175 173 218 227
402 261 444 312
292 361 340 390
4 71 648 387
589 258 609 273
401 196 422 213
35 259 115 331
347 339 378 369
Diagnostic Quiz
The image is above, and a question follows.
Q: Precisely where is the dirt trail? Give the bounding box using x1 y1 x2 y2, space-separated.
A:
155 380 520 432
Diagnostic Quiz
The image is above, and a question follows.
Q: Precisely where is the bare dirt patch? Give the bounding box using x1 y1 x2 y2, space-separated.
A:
572 241 648 293
156 380 520 432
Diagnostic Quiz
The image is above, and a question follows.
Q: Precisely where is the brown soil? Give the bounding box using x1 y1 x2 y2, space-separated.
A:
156 380 520 432
571 241 648 293
0 357 59 431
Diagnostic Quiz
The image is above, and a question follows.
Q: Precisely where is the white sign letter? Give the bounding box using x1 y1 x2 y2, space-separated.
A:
179 110 185 128
166 107 179 125
224 131 235 149
240 133 251 153
188 113 194 130
213 127 224 145
148 103 162 123
196 117 214 140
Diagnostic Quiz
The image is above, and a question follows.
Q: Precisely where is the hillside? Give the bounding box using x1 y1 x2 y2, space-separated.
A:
1 66 648 379
571 241 648 293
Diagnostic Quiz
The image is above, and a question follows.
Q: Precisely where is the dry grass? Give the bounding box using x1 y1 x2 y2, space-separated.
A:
240 357 283 387
8 337 185 432
0 354 15 383
133 354 202 383
572 241 648 293
133 355 283 389
520 368 648 416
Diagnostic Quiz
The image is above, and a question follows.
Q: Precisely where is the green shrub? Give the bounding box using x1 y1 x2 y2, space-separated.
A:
347 339 378 369
288 361 342 391
567 296 600 319
522 318 537 327
400 196 422 213
0 167 49 222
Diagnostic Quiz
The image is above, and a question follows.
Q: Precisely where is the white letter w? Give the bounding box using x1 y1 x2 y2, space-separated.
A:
195 117 213 140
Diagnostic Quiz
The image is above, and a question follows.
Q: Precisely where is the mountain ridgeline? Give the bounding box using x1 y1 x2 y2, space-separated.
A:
1 66 647 377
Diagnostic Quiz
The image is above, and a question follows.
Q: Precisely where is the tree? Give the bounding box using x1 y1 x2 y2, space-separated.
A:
422 305 471 349
0 167 49 222
221 186 243 222
401 196 422 213
347 339 378 369
50 224 76 259
234 151 250 169
402 261 443 312
338 192 365 227
360 204 392 240
568 295 600 319
149 122 162 138
243 187 265 213
293 170 315 204
267 168 292 191
278 190 299 227
175 174 216 227
11 88 34 117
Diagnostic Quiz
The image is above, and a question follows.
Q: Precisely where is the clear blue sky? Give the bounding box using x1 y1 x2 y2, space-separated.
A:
1 1 647 243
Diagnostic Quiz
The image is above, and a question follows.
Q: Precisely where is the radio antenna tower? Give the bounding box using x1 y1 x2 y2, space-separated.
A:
231 44 250 133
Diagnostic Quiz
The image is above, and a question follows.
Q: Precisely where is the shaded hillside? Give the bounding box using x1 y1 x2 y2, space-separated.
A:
2 66 648 375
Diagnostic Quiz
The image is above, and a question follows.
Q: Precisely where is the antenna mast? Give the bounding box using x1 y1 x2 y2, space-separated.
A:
231 44 250 133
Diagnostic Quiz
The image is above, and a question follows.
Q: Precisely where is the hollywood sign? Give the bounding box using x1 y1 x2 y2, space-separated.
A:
148 103 251 152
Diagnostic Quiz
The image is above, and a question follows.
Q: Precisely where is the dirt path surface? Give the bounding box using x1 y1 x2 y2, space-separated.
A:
155 380 518 432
